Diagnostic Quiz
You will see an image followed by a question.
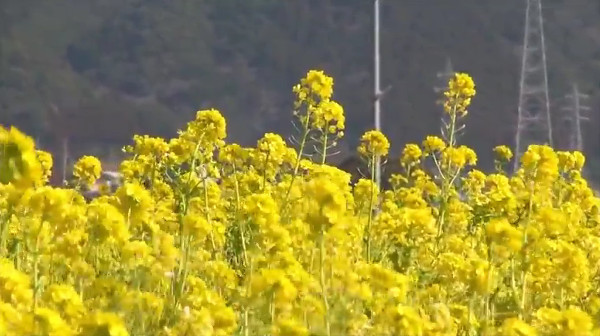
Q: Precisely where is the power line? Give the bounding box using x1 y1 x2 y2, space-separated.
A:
514 0 553 172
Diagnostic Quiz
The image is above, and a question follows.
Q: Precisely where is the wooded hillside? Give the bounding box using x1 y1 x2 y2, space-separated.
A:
1 0 600 178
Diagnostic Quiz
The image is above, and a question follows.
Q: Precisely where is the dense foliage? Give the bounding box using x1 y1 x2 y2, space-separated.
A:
2 1 600 173
1 70 600 335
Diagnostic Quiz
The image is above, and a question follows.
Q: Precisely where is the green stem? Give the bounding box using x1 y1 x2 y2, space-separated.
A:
14 241 20 270
33 250 39 309
244 262 254 336
485 244 494 325
262 151 270 191
321 132 328 165
0 212 9 254
243 308 250 336
319 228 331 336
270 291 276 327
203 178 217 252
284 112 312 205
510 257 520 310
519 181 534 320
366 153 376 263
448 103 458 147
232 165 249 268
467 294 476 335
0 205 14 254
435 103 459 252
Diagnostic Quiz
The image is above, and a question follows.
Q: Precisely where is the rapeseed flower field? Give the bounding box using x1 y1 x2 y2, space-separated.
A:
1 70 599 335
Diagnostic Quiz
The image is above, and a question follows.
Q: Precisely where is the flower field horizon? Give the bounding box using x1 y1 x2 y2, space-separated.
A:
1 70 600 335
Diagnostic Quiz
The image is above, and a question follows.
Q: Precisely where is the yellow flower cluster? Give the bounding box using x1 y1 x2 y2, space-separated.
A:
0 126 43 188
292 70 345 163
493 145 513 163
73 155 102 188
1 70 600 336
444 73 476 117
358 130 390 158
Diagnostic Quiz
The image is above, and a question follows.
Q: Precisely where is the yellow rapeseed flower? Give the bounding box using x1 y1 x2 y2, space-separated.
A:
401 143 423 167
36 150 53 185
493 145 513 162
422 135 446 154
311 99 345 135
0 126 43 188
499 317 537 336
78 312 129 336
73 155 102 187
293 70 334 105
0 69 599 336
358 130 390 158
443 73 476 116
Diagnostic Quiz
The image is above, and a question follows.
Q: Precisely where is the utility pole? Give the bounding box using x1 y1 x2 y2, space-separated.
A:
48 103 71 185
373 0 392 190
374 0 382 190
562 83 590 152
514 0 553 172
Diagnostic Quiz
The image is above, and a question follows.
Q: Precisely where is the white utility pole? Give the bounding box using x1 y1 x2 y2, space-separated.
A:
374 0 382 190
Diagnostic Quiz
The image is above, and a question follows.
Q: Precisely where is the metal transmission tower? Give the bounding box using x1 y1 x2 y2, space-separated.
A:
562 84 590 152
514 0 553 172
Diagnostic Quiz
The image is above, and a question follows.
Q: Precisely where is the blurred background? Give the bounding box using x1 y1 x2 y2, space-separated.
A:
1 0 599 184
